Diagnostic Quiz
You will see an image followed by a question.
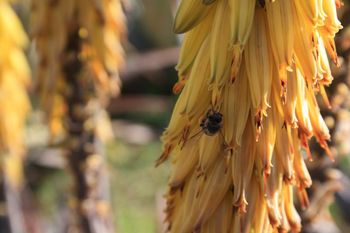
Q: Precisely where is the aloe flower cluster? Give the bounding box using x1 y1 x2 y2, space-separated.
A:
157 0 343 232
31 0 126 232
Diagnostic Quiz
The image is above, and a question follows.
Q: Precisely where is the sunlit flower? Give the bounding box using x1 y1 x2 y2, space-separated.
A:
158 0 343 232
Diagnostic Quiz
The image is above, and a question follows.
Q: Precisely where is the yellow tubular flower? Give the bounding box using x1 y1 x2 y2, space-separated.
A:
208 0 231 88
0 1 31 190
174 6 216 93
158 0 342 232
245 9 272 112
228 0 255 81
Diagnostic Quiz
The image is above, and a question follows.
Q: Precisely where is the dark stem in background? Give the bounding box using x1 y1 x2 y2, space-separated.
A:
0 180 11 233
62 21 115 233
63 26 92 233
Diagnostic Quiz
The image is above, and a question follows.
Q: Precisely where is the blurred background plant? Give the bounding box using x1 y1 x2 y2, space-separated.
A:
0 1 31 232
0 0 350 232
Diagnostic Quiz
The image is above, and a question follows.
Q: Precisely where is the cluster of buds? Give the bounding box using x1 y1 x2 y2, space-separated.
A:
158 0 343 232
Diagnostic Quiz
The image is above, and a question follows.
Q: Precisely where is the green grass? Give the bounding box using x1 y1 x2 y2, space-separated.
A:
107 139 171 233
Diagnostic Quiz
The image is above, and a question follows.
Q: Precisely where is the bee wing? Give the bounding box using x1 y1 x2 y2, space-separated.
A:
182 129 205 150
218 130 232 158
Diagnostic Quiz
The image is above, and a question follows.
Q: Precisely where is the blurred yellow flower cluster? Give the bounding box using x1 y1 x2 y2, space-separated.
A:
30 0 126 141
158 0 343 232
0 0 31 189
30 1 126 231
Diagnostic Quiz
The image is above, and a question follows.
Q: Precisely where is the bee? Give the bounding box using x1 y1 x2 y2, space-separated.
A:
181 103 231 158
